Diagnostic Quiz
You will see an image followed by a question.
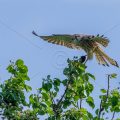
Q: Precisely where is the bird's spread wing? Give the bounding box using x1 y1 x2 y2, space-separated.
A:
32 31 81 49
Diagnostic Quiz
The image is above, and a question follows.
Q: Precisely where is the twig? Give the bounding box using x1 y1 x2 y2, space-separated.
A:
50 92 55 105
57 78 71 107
107 75 110 98
80 99 82 109
111 111 115 120
98 100 103 119
52 78 71 119
98 75 110 119
77 101 79 109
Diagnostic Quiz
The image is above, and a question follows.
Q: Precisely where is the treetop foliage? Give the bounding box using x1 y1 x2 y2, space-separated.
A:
0 57 120 120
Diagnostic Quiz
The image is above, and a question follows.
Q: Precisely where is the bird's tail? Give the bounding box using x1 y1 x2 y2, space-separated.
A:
94 47 119 67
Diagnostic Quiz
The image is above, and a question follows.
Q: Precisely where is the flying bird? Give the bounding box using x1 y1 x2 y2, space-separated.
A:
32 31 119 67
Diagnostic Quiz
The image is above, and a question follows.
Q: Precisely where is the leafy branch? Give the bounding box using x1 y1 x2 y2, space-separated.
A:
0 58 120 120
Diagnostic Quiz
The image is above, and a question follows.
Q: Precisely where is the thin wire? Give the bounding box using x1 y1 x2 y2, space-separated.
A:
0 19 42 50
31 71 42 79
103 23 120 35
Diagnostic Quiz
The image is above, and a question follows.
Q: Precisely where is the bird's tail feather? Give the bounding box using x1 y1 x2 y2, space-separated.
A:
95 47 119 67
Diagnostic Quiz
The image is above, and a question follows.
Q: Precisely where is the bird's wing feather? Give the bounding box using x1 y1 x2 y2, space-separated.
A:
40 35 75 49
94 46 119 67
95 52 109 66
34 32 81 49
32 31 82 49
92 35 109 47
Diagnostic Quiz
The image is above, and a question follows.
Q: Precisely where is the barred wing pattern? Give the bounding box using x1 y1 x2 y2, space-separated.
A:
32 31 118 67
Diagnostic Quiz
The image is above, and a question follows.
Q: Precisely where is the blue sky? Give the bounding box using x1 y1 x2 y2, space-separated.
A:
0 0 120 118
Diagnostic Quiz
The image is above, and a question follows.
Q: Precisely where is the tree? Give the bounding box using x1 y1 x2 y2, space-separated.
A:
0 57 120 120
0 59 38 120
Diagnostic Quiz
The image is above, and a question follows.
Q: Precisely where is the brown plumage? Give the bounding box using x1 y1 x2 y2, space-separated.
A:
32 31 119 67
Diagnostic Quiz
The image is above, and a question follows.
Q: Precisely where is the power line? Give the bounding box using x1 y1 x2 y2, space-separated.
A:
0 19 42 50
103 23 120 35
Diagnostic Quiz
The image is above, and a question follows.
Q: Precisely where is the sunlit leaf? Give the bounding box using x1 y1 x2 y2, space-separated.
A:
110 73 117 79
86 96 95 109
86 73 95 80
15 59 24 66
101 89 107 93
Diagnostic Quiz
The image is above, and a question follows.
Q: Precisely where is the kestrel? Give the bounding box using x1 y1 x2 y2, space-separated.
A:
32 31 119 67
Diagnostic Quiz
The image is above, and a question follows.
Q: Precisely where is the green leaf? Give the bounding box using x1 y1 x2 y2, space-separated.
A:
45 101 52 106
87 112 93 119
18 65 28 73
99 95 107 101
24 85 32 92
101 89 107 93
53 92 57 97
95 109 99 115
80 108 87 114
7 65 15 74
79 65 85 72
53 78 61 86
62 79 67 86
85 82 94 96
54 87 59 92
86 96 95 109
82 115 88 120
38 110 45 115
42 92 49 100
29 94 34 104
47 107 54 115
74 95 80 101
84 74 89 81
63 68 70 75
18 73 30 81
63 100 71 109
40 103 47 108
111 96 118 107
43 83 52 91
110 73 117 79
15 59 24 66
86 73 95 80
